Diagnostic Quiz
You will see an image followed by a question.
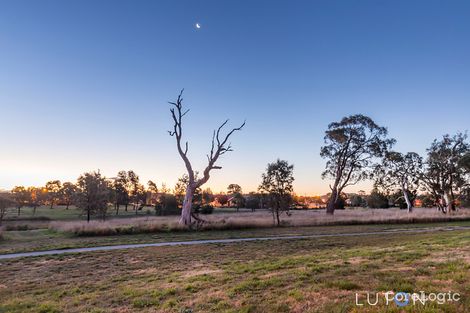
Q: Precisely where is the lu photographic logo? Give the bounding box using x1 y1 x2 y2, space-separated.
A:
355 291 461 307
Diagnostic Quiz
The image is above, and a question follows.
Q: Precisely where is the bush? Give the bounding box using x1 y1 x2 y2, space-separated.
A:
245 197 260 211
335 196 346 210
156 194 180 216
200 205 214 214
349 194 366 207
367 190 389 208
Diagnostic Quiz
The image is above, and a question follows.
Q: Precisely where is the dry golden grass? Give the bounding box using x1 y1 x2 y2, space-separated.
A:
49 207 470 236
1 229 469 312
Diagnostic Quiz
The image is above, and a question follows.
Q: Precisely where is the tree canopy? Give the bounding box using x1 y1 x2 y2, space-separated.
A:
320 114 395 214
259 159 294 226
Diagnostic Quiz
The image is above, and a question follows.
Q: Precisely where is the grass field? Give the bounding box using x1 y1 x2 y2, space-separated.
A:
0 227 469 312
1 205 157 222
0 221 470 255
1 207 469 312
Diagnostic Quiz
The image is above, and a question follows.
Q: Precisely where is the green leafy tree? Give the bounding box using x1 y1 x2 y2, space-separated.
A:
28 186 47 215
0 193 16 225
45 180 62 209
375 151 423 212
349 194 366 207
422 133 469 212
175 173 201 207
320 114 395 214
76 171 110 222
113 171 130 214
259 159 295 226
147 180 159 209
11 186 29 216
114 171 130 211
202 188 215 205
245 192 261 211
227 184 244 211
155 184 179 216
60 182 77 210
216 194 229 207
459 152 470 172
227 184 242 194
127 171 146 213
367 189 389 209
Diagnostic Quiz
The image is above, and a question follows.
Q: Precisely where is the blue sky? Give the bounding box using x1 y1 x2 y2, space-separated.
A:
0 0 469 194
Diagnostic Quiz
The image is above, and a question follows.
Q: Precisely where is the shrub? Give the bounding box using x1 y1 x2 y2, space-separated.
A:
156 194 180 216
245 197 260 211
200 205 214 214
367 190 389 208
349 194 366 207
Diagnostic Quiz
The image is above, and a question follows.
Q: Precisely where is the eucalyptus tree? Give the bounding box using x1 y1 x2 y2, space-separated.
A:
11 186 29 216
28 187 45 215
216 194 229 207
259 159 294 226
127 171 145 212
202 188 215 205
45 180 62 209
227 184 244 211
227 184 242 194
0 193 15 226
422 133 469 212
375 152 423 212
168 90 245 226
114 171 130 213
320 115 395 214
147 180 159 206
76 171 110 222
459 152 470 172
60 182 77 210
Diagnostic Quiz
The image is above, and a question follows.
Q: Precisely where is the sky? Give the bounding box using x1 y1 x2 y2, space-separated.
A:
0 0 469 195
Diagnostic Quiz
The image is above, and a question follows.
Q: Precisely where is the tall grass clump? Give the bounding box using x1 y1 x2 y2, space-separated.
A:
48 207 470 237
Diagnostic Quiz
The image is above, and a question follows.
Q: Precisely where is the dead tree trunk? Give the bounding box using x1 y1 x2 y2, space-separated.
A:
169 90 245 227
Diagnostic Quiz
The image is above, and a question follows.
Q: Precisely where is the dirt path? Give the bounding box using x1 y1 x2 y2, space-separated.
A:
1 225 469 260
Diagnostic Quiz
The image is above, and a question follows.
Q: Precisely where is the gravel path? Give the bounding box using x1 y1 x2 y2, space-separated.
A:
1 225 469 260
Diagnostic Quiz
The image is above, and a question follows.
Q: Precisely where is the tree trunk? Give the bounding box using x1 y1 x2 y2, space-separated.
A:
87 209 90 222
403 190 412 213
326 188 338 214
443 192 454 213
125 204 128 211
66 203 69 210
17 206 21 216
180 186 194 226
115 204 119 215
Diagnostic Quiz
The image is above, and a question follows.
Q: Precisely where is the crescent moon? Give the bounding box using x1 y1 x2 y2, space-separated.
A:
195 23 201 29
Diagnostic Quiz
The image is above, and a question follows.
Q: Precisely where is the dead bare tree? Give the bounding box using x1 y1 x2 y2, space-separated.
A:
169 90 245 226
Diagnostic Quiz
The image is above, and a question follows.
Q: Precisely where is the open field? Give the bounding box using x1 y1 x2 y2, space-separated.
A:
0 221 470 255
3 207 470 233
0 227 469 312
